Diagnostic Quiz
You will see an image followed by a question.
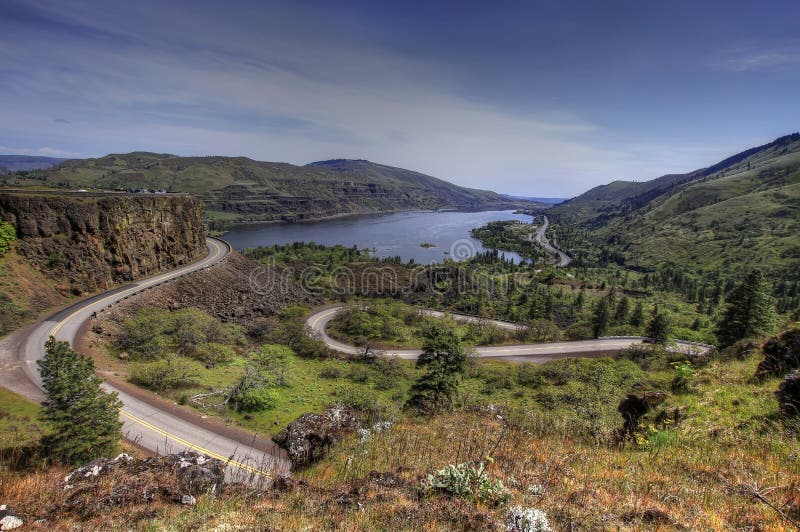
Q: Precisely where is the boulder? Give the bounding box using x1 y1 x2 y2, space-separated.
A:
272 405 360 468
0 506 23 531
617 392 666 437
757 329 800 378
776 370 800 417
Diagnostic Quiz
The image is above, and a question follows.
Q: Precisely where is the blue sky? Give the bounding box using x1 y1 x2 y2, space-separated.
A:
1 0 798 196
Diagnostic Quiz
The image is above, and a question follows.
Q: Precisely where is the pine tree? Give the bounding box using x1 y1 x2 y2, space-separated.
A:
716 271 777 347
406 324 467 414
591 297 611 338
630 301 645 328
614 297 630 324
647 311 672 344
38 337 123 465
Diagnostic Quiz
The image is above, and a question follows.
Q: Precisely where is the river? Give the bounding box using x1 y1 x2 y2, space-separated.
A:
222 210 531 264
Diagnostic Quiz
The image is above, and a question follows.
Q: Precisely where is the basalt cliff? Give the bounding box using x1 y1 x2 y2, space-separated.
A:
0 192 206 295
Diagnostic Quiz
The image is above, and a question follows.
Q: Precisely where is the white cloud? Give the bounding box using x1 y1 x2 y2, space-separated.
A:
715 45 800 72
0 145 83 158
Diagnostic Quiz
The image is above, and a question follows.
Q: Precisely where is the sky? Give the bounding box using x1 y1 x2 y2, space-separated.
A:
1 0 798 196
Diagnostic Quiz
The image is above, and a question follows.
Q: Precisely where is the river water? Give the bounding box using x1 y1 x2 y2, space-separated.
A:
222 210 531 264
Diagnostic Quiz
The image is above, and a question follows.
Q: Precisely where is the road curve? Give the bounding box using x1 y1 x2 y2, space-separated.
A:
7 237 288 479
306 304 712 362
530 215 572 267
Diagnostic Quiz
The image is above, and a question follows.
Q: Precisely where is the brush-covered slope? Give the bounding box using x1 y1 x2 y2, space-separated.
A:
551 133 800 277
26 153 531 222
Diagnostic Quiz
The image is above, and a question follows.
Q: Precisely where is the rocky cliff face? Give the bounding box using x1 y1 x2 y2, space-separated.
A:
0 192 206 294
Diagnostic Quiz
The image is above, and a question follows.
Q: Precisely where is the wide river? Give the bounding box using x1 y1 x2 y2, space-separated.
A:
223 210 531 264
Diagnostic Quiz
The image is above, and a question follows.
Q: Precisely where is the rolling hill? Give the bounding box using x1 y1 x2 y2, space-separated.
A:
549 133 800 278
0 155 66 173
8 153 534 222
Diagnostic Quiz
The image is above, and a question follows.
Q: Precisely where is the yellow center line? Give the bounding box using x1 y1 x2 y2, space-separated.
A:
42 240 272 476
120 411 271 477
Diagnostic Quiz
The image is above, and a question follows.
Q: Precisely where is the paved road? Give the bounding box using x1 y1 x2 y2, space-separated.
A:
529 215 572 267
3 238 288 480
306 305 712 361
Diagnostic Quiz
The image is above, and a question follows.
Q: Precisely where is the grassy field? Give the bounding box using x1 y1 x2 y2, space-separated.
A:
2 350 798 529
0 387 46 450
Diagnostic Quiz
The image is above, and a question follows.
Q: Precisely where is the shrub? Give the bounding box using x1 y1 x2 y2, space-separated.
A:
422 460 507 505
516 364 545 388
116 308 172 360
347 365 371 383
231 386 278 412
319 366 343 379
194 342 236 366
0 221 15 256
253 344 293 386
373 356 408 390
332 385 397 424
505 506 552 532
129 356 199 392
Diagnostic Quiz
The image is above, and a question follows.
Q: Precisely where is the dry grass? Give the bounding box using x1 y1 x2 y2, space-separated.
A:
2 358 798 530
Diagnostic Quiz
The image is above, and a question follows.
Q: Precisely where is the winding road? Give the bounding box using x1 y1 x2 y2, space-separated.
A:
0 238 288 480
529 215 572 267
306 305 712 361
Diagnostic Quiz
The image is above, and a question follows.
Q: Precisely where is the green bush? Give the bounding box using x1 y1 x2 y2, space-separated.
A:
129 356 199 392
231 386 278 412
332 385 397 424
423 460 507 505
0 221 15 257
194 342 236 366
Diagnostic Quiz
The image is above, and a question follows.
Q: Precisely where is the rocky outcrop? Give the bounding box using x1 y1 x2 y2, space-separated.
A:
272 406 360 468
97 252 317 329
56 452 225 518
0 192 205 294
757 329 800 377
776 371 800 417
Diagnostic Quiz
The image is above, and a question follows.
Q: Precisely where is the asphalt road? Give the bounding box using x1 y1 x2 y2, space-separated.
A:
306 305 712 361
4 238 288 480
530 215 572 267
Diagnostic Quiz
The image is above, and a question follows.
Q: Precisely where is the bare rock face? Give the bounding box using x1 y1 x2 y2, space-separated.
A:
757 329 800 378
0 192 205 295
272 406 360 468
776 370 800 417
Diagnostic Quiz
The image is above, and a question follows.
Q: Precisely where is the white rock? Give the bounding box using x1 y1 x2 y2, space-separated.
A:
0 515 23 531
181 495 197 505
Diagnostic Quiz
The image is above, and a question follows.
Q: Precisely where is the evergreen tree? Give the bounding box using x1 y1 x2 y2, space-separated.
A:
38 337 123 465
406 324 467 414
591 297 611 338
614 297 630 324
630 301 645 328
646 311 672 344
716 271 777 347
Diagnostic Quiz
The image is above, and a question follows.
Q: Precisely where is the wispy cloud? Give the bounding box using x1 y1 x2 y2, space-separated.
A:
0 145 83 157
715 45 800 72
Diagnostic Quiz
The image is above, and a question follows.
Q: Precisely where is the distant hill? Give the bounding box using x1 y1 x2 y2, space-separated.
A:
13 153 536 222
549 133 800 278
0 155 67 173
506 195 566 205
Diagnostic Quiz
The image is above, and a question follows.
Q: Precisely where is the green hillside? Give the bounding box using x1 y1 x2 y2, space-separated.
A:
5 153 533 223
548 133 800 279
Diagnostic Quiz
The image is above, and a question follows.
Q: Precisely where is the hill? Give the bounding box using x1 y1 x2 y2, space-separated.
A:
9 153 534 223
0 155 66 173
548 133 800 278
